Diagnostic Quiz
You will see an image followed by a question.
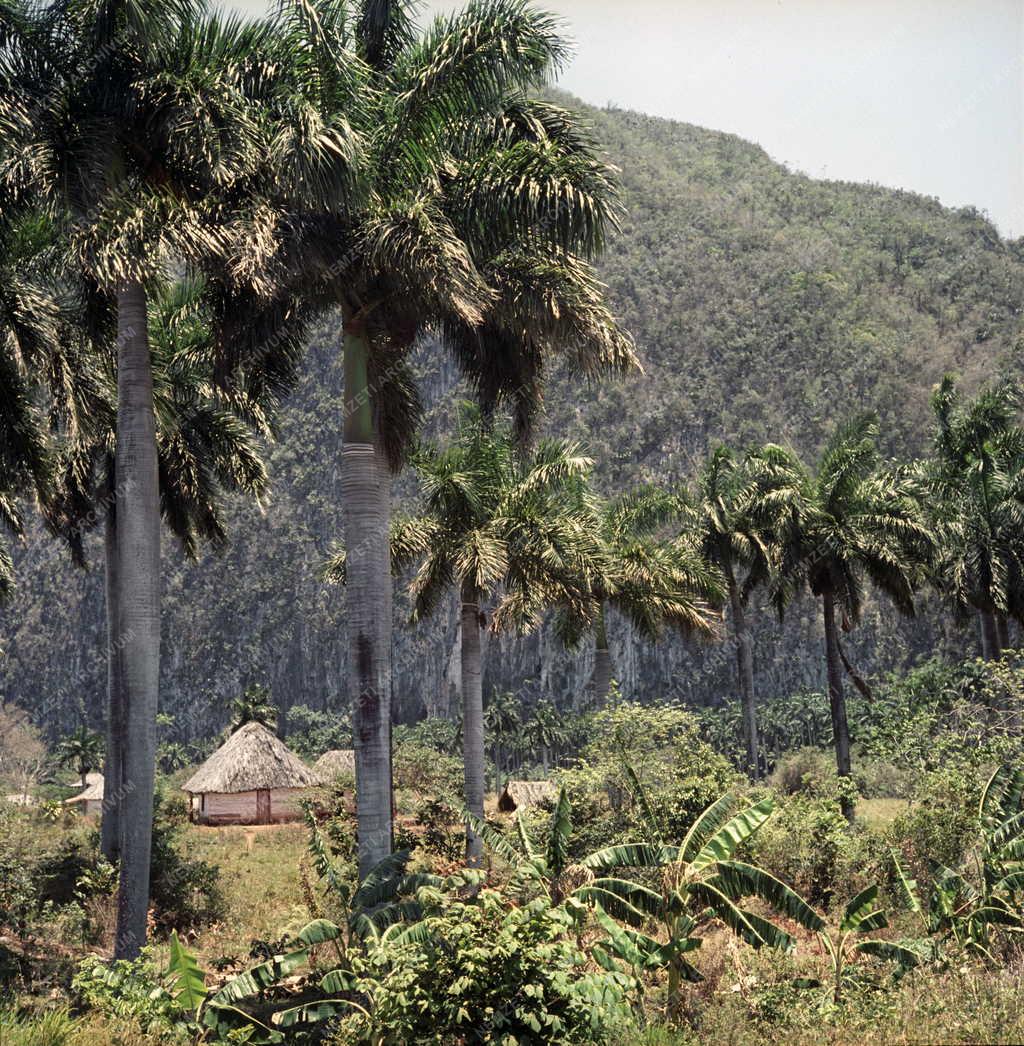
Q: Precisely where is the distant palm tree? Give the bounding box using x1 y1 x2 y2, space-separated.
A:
56 727 104 789
332 410 595 863
230 685 279 733
522 700 565 773
484 691 521 796
688 445 805 778
772 415 934 817
928 376 1024 659
537 485 723 710
263 0 630 877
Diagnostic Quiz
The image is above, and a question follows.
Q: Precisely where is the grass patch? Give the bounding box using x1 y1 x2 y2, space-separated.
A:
181 823 310 962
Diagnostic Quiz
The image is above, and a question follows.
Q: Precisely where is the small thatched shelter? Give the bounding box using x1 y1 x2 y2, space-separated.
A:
66 772 104 817
182 722 318 825
498 780 557 813
312 749 356 783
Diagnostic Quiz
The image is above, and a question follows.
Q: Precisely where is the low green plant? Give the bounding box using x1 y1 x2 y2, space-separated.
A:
333 890 636 1044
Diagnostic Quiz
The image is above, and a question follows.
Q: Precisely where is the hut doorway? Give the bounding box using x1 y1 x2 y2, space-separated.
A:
256 789 271 823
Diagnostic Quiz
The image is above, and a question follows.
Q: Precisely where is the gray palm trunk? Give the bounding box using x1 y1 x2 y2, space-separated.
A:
821 592 853 821
342 326 392 878
101 487 125 862
996 612 1010 653
461 580 485 865
589 604 613 709
980 610 1001 660
113 281 161 959
727 570 759 780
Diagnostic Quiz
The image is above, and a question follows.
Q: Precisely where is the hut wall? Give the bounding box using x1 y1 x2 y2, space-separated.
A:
195 788 307 825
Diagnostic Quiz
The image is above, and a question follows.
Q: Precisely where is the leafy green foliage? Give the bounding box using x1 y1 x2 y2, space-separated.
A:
333 891 635 1044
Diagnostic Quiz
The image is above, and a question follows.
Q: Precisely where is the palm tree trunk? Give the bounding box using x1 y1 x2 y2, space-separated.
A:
113 281 161 960
461 581 485 865
101 478 125 862
728 570 759 779
980 610 1001 660
589 604 613 709
996 612 1010 653
342 324 392 878
822 593 853 821
373 436 395 818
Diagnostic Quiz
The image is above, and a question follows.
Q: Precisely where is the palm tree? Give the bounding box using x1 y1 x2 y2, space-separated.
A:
772 415 934 817
230 684 279 733
339 411 596 863
45 276 272 862
522 700 565 773
55 726 104 789
538 485 723 710
484 690 521 795
928 376 1024 659
261 0 630 877
689 445 804 778
0 0 320 956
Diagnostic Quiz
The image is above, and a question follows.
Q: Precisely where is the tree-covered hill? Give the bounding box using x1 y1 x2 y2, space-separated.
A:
3 98 1022 740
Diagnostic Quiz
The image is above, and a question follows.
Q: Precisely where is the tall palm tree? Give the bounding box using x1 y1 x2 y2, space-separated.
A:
330 410 596 863
928 376 1024 660
261 0 630 876
538 485 723 710
772 415 934 818
0 0 321 956
46 276 272 862
688 445 804 778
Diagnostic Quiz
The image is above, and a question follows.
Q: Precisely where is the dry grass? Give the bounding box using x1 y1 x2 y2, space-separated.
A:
180 822 311 962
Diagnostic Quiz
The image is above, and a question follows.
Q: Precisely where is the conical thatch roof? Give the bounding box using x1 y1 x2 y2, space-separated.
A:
66 771 104 804
182 722 318 795
312 749 356 782
498 780 557 812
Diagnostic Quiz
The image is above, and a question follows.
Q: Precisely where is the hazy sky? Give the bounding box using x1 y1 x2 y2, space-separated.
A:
228 1 1023 237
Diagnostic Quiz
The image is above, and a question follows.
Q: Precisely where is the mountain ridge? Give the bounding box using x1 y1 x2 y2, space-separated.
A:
3 98 1021 740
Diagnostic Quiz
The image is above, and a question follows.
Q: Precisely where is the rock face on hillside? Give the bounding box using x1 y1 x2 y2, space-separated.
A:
3 99 1018 740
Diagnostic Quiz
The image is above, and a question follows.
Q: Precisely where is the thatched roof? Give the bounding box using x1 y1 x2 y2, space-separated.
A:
182 722 318 795
312 749 355 782
66 772 104 804
498 780 557 812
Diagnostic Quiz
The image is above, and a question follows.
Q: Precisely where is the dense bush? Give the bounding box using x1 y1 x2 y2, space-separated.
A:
558 702 738 856
885 767 982 891
333 891 635 1044
148 790 224 934
751 793 870 907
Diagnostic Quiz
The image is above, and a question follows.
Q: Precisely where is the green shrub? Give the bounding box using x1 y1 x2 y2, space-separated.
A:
334 891 635 1044
71 953 191 1042
558 702 738 856
148 790 224 934
768 748 838 798
885 767 981 892
751 793 869 907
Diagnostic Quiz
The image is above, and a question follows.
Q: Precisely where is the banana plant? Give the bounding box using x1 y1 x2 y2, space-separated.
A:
812 885 926 1002
575 788 823 1009
463 786 577 901
891 766 1024 962
304 809 480 947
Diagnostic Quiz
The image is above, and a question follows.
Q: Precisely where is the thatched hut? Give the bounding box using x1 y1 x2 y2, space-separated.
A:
497 780 557 813
66 772 104 817
182 722 318 825
312 749 356 783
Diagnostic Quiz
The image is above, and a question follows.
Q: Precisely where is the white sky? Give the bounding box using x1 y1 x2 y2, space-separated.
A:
226 0 1024 237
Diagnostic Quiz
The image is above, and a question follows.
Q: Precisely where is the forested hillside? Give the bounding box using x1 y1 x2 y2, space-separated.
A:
4 98 1023 741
